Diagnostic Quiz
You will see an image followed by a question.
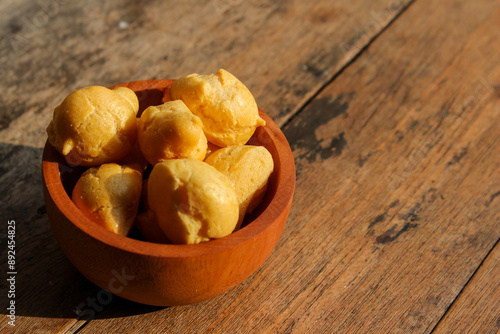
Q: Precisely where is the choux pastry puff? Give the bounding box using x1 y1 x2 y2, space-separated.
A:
138 100 207 165
47 86 139 166
170 69 265 147
205 145 274 229
72 163 143 236
147 159 239 244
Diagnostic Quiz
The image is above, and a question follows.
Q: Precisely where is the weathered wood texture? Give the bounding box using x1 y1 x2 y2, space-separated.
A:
73 0 500 333
434 240 500 334
0 0 414 333
2 0 500 333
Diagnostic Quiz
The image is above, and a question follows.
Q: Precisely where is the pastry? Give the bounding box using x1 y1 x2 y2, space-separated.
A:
148 159 239 244
135 210 171 244
138 100 207 165
134 179 171 244
170 69 265 147
72 163 143 236
205 141 221 159
47 86 139 166
205 145 274 229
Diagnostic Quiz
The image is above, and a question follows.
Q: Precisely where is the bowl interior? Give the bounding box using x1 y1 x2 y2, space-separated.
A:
43 79 295 258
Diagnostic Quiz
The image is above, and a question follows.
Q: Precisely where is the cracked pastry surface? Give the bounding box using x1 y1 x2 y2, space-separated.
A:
46 86 139 166
148 159 239 244
72 163 143 236
170 69 265 147
138 100 207 165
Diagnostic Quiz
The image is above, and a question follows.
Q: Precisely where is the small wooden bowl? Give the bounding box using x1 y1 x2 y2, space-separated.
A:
42 80 296 306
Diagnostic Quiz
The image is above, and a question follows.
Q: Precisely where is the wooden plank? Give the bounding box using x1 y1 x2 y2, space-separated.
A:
75 0 500 333
0 0 413 149
0 1 414 332
433 240 500 334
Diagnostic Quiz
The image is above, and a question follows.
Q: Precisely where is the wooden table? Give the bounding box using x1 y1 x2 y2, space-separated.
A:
1 0 499 333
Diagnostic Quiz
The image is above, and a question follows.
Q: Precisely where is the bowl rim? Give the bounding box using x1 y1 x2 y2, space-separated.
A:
42 79 296 259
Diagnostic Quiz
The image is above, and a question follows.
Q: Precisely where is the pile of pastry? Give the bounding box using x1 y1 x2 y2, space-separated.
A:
47 69 274 244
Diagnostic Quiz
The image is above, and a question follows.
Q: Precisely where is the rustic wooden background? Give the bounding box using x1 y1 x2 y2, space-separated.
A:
1 0 499 333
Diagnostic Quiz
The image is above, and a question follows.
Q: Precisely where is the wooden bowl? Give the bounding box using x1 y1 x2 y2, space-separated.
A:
42 80 295 306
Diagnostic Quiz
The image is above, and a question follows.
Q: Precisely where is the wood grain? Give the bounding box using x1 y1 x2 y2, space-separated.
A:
1 0 500 333
433 240 500 334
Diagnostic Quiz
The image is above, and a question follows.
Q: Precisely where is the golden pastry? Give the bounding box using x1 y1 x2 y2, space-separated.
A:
205 141 221 159
72 163 143 236
134 179 171 244
205 145 274 229
119 119 149 170
170 69 265 147
135 210 171 244
148 159 239 244
138 100 207 165
47 86 139 166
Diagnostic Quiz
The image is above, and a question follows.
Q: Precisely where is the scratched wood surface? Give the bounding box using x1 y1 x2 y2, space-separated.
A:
1 0 499 333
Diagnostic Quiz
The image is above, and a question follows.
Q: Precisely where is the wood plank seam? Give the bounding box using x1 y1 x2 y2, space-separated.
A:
280 0 417 131
429 237 500 333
